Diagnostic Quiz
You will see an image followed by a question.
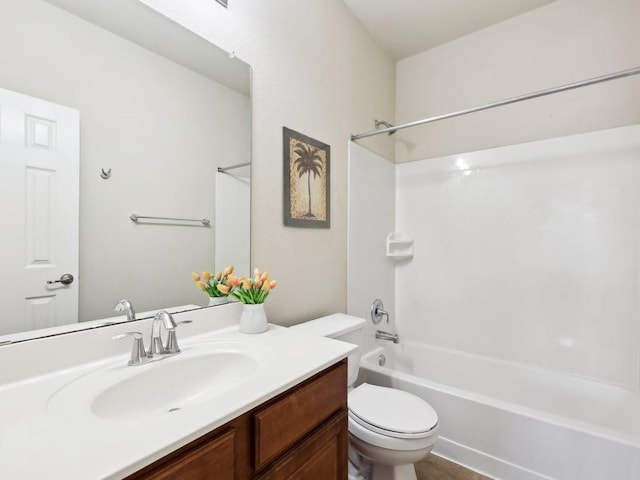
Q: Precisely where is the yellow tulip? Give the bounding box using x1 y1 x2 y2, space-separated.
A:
191 272 200 281
242 278 251 290
202 271 211 282
260 271 269 281
262 279 271 291
224 265 234 276
195 281 206 290
217 284 230 294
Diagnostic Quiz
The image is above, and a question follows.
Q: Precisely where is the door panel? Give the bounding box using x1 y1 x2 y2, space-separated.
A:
0 87 79 335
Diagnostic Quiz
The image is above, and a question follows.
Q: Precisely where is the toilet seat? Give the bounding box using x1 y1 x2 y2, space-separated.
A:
348 383 438 440
348 415 437 452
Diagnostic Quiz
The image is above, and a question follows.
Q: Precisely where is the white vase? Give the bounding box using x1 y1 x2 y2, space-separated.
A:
208 296 229 306
239 303 268 334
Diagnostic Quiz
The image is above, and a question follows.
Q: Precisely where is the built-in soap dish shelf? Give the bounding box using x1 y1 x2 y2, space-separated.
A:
386 232 413 258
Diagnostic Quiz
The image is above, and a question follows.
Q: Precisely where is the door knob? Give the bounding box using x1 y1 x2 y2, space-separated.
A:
47 273 74 285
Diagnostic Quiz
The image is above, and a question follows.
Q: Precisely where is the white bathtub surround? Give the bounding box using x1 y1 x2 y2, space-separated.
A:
0 304 354 479
361 343 640 480
215 169 250 276
396 125 640 389
347 142 397 354
346 125 640 479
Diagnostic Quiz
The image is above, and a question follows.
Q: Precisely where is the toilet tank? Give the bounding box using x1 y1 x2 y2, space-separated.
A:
289 313 366 387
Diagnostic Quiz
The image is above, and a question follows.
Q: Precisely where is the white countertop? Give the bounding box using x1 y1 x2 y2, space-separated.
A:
0 305 354 479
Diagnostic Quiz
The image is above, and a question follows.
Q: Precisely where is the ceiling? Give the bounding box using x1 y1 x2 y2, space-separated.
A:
343 0 556 60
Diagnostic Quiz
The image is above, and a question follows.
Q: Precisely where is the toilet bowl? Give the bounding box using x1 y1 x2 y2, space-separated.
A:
290 313 439 480
348 383 438 480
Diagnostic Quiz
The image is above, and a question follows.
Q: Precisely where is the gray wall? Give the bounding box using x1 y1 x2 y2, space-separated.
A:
0 0 250 321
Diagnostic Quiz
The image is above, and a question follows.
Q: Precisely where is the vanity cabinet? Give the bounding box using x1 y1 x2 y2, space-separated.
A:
126 359 347 480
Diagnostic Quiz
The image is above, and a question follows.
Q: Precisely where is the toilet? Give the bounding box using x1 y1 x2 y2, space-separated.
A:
290 313 438 480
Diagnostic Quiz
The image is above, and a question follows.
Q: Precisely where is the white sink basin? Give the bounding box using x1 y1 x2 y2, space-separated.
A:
47 340 271 421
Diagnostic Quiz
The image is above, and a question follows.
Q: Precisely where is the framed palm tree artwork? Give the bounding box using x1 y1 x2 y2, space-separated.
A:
283 127 330 228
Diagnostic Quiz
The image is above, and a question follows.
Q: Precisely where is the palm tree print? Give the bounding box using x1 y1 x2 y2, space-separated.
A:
293 141 324 218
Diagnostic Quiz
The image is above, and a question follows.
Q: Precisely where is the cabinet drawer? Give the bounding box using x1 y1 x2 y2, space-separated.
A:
253 359 347 471
256 410 348 480
129 428 235 480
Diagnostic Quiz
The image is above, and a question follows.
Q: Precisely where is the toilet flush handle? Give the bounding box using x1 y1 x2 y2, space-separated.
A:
371 299 389 324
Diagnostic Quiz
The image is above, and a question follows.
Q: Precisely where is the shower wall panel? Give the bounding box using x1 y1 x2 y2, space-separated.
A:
347 142 396 355
395 125 640 388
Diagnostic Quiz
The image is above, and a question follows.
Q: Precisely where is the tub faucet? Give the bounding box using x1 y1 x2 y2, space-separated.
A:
114 299 136 321
375 330 399 344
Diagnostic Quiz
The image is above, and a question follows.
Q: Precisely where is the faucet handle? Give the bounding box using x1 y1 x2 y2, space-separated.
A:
113 331 148 366
164 320 193 355
371 299 389 324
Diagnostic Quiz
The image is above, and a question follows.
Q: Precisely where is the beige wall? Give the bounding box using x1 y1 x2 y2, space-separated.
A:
396 0 640 162
141 0 396 325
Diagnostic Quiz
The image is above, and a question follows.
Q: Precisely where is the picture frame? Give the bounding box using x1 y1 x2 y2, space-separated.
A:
283 127 330 228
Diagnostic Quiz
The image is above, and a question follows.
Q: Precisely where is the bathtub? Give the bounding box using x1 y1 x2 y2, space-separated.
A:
359 342 640 480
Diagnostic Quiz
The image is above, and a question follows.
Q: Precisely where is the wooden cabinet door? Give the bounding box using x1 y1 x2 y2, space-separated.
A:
131 428 235 480
253 361 347 471
256 410 348 480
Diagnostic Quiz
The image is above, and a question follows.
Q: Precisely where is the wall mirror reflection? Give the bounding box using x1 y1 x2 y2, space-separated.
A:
0 0 251 342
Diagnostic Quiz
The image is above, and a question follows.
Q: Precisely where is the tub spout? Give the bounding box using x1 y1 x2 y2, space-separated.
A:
375 330 399 344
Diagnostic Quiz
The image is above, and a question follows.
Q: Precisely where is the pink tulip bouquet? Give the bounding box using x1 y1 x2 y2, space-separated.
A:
229 268 277 304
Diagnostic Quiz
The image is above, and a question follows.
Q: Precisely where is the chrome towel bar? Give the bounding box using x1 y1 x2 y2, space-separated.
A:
130 214 210 226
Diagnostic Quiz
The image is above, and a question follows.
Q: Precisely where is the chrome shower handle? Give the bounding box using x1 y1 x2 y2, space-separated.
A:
371 299 389 324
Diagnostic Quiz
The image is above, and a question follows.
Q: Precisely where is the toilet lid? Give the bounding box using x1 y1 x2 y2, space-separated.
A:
348 383 438 438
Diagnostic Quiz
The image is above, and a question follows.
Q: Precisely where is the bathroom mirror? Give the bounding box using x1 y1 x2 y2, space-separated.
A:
0 0 251 342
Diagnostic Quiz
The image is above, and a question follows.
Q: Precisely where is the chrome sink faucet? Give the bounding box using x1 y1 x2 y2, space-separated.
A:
375 330 400 344
113 310 192 366
148 310 191 356
147 310 176 356
114 299 136 321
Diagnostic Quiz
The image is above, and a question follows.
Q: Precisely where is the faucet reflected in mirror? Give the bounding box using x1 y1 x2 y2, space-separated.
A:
0 0 251 342
114 300 136 322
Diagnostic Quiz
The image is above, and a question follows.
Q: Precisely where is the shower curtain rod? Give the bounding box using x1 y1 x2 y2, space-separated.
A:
351 65 640 141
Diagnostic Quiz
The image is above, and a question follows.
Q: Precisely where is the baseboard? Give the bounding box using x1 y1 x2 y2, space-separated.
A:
433 436 554 480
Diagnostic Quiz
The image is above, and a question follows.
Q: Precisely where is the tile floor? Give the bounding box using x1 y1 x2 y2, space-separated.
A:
415 454 492 480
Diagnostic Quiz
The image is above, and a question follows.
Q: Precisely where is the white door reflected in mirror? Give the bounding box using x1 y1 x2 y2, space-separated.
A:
0 87 79 335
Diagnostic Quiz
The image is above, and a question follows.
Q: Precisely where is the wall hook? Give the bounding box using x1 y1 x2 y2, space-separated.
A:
100 168 112 179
